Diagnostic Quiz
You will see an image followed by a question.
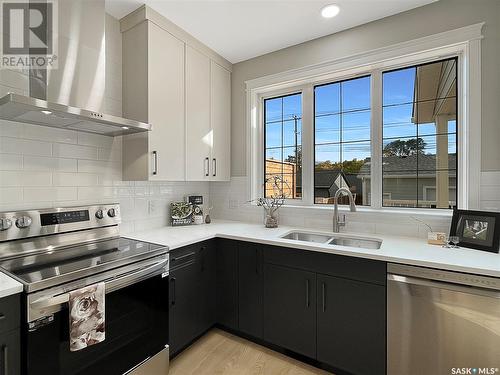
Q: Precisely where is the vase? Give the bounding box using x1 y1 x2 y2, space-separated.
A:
264 208 279 228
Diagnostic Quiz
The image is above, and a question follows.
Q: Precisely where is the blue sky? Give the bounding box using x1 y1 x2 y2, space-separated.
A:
265 66 457 165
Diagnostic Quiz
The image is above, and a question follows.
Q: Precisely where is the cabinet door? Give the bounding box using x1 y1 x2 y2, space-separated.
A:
198 242 216 335
186 45 211 181
238 242 263 338
169 261 199 356
210 61 231 181
0 329 20 375
264 264 316 358
216 239 239 330
317 274 386 375
148 22 185 181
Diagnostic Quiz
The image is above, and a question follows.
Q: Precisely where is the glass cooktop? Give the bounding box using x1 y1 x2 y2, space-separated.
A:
0 237 167 292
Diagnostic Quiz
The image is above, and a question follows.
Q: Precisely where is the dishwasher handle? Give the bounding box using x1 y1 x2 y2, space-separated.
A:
388 273 500 299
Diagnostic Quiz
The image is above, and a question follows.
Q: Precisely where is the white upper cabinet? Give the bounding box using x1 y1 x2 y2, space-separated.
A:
185 49 231 181
122 21 185 181
120 5 231 182
210 61 231 181
186 46 211 181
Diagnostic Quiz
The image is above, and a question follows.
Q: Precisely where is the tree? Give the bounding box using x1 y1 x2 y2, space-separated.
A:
315 159 366 174
383 138 426 157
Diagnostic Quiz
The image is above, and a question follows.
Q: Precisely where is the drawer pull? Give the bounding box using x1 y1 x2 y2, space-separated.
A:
171 252 196 262
0 314 5 321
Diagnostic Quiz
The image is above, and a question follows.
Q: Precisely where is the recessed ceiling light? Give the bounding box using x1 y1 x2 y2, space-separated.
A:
321 4 340 18
41 110 52 115
121 126 129 130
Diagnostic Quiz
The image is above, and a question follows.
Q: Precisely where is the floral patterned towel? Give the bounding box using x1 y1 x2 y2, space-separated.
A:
69 282 105 352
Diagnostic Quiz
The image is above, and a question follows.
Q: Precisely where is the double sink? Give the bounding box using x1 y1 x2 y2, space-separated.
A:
280 231 382 250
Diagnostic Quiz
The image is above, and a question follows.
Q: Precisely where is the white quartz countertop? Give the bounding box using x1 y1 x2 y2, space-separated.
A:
126 220 500 278
0 271 23 298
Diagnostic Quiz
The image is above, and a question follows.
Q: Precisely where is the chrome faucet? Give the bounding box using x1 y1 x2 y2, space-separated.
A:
333 187 357 232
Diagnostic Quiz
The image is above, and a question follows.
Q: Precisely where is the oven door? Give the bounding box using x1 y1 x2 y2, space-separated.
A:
24 256 169 375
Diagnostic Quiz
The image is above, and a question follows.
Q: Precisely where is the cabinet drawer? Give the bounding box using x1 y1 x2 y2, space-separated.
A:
170 245 198 270
264 245 386 285
0 295 20 334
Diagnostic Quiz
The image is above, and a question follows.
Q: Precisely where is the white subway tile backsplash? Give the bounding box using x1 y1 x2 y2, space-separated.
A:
78 159 121 174
53 172 99 186
0 171 52 186
24 187 77 202
23 156 77 172
77 132 116 149
0 154 23 170
0 137 52 156
77 186 115 200
0 188 23 204
22 124 78 144
53 143 98 160
0 120 23 138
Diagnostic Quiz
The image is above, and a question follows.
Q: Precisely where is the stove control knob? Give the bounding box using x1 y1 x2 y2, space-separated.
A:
95 210 104 219
107 208 116 218
0 218 12 231
15 216 32 229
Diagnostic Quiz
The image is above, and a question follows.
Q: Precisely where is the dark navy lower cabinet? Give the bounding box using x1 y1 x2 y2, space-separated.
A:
216 239 239 331
238 242 263 339
317 274 386 375
263 263 317 359
168 239 386 375
0 294 21 375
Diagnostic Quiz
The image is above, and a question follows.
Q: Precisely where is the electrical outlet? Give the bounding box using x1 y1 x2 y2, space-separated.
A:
228 199 238 209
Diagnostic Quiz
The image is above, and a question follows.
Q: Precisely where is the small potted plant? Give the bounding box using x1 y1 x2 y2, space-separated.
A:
251 175 289 228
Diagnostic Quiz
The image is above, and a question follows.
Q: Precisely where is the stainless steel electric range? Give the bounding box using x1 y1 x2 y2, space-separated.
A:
0 204 170 375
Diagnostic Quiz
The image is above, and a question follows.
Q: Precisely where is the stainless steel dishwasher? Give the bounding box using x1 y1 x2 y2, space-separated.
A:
387 263 500 375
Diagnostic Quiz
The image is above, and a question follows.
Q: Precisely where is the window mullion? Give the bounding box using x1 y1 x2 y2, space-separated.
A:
370 70 383 209
302 86 314 206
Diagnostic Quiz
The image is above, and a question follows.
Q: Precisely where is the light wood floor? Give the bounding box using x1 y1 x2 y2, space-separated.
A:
169 329 332 375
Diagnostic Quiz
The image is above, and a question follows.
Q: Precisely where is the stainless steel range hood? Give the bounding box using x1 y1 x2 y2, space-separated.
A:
0 1 152 137
0 93 151 136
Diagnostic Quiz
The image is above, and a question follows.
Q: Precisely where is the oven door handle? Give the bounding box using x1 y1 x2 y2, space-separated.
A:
30 257 169 311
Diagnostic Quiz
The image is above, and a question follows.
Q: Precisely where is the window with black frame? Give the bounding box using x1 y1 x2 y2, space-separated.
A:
264 93 302 199
314 76 371 205
382 57 458 209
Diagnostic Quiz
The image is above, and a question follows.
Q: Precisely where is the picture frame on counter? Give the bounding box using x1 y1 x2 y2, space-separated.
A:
450 209 500 253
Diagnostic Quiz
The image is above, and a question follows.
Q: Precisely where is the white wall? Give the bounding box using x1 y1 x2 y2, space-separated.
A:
0 13 209 234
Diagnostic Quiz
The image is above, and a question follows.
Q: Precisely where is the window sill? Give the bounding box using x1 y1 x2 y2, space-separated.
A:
249 201 453 218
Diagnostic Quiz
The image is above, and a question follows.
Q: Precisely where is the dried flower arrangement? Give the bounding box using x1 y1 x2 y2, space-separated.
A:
251 175 290 228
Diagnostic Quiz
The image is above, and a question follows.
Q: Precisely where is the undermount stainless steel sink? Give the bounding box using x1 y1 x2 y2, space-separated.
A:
280 231 382 250
280 232 333 243
328 237 382 250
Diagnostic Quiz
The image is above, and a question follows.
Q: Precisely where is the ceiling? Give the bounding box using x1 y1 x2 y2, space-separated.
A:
106 0 438 64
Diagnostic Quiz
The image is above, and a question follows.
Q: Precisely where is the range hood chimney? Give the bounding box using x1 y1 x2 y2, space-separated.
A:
0 0 150 136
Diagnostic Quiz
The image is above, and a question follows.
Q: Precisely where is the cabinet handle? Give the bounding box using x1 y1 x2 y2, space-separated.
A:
152 151 158 175
212 158 216 177
200 246 206 272
171 252 196 262
204 157 209 177
170 277 176 306
0 314 5 321
2 344 7 375
305 279 310 308
322 282 326 312
255 249 259 275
